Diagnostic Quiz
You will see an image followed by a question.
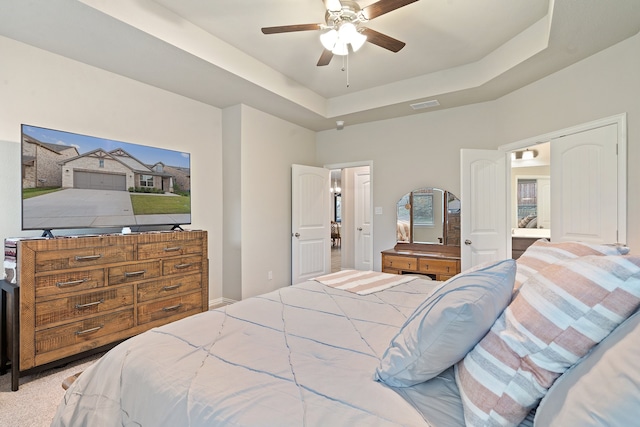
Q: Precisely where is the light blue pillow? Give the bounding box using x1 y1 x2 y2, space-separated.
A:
375 259 516 387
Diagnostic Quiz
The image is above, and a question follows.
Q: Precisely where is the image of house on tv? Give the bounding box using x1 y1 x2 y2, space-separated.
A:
22 134 190 194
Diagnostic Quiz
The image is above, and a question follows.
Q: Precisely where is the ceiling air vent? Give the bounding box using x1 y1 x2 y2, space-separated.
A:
410 100 440 110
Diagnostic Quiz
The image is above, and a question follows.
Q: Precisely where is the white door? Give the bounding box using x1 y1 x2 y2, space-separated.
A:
354 167 372 271
460 149 508 271
291 164 331 285
551 124 619 244
537 177 551 230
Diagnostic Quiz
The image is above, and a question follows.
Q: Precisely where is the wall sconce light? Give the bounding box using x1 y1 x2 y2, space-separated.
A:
511 149 539 160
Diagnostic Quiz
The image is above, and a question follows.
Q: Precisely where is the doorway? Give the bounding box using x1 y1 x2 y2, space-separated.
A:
325 161 373 273
460 113 627 270
330 169 342 272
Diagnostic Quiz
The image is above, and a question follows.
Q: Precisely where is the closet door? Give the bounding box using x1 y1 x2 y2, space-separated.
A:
551 123 620 244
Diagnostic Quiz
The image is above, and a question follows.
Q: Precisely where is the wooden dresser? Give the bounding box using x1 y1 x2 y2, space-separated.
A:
9 230 208 389
382 248 461 281
512 237 539 259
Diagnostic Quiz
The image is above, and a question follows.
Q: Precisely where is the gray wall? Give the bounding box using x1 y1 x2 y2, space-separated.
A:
317 33 640 271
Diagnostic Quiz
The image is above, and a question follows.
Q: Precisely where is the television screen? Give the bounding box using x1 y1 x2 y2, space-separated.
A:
21 124 191 233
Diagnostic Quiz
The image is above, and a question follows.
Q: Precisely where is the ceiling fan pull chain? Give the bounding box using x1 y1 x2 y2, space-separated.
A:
342 52 350 88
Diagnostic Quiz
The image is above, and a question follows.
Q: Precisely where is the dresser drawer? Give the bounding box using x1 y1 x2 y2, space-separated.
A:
137 273 202 303
138 239 203 260
162 255 203 276
137 291 202 325
35 268 104 298
35 309 134 355
383 255 418 271
108 261 161 286
34 245 135 272
418 258 458 275
35 286 134 327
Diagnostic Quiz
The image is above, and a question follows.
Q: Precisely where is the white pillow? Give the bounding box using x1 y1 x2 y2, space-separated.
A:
534 309 640 427
375 259 516 387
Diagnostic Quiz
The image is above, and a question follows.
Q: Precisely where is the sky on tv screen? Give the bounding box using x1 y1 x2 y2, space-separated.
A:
22 125 190 168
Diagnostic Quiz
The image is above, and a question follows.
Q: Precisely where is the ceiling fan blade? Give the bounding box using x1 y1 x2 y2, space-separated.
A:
361 28 406 52
317 49 334 66
362 0 419 20
261 24 322 34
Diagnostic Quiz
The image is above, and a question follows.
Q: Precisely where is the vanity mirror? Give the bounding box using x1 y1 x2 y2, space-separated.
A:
396 187 461 248
382 187 461 281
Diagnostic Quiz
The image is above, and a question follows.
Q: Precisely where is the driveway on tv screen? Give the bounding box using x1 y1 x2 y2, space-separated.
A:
22 188 189 230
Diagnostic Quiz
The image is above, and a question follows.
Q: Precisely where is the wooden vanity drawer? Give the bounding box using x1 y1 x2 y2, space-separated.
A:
35 268 104 298
35 245 135 273
418 258 459 275
383 255 418 271
162 255 203 276
35 286 134 327
137 273 202 303
137 291 203 325
108 261 161 286
138 239 203 260
35 309 134 356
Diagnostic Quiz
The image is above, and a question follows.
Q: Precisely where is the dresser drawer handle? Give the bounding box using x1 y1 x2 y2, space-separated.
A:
124 270 146 277
162 303 183 312
74 254 102 261
163 246 182 252
75 299 104 309
75 324 104 335
56 278 89 288
162 284 182 291
174 263 194 270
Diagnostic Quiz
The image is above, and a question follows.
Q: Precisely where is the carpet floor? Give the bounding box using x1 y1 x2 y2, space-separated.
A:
0 353 103 427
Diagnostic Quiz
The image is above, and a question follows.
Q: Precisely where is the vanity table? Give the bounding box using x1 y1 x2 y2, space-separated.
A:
383 187 462 281
382 248 460 281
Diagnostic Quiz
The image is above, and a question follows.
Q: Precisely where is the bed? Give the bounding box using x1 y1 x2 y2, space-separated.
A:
52 275 444 426
52 243 640 427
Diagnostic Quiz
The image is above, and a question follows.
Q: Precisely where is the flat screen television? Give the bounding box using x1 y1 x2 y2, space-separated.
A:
21 124 191 236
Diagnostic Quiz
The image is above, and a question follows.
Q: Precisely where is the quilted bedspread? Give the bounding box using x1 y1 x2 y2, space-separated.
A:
51 278 442 427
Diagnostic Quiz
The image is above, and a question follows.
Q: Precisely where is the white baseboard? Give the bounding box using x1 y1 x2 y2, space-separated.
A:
208 297 237 309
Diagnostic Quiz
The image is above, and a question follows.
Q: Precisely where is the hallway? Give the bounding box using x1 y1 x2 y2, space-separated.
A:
331 246 341 272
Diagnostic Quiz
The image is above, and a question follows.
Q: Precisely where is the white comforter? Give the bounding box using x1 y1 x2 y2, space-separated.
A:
52 278 442 427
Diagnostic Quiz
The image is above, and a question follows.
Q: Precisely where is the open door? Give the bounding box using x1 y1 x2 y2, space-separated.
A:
551 123 620 244
354 167 372 271
291 164 330 284
460 149 508 271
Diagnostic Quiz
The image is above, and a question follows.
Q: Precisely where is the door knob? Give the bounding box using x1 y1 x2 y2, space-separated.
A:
293 232 300 238
464 239 472 245
357 227 363 231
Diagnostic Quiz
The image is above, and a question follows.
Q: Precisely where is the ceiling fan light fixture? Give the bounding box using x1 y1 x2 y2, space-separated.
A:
350 31 367 51
332 41 349 56
320 29 339 50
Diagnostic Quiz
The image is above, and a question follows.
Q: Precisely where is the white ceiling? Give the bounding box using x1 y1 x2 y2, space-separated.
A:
1 0 639 131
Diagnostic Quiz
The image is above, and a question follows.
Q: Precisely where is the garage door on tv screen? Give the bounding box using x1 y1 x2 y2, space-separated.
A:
21 124 191 234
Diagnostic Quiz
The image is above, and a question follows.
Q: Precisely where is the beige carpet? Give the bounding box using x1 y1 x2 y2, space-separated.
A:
0 353 103 427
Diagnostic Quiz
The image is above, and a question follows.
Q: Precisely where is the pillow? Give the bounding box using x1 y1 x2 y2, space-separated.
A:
534 308 640 427
375 259 516 387
455 255 640 427
514 240 630 292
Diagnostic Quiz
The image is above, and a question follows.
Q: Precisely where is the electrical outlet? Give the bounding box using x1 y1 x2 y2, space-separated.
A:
268 271 273 280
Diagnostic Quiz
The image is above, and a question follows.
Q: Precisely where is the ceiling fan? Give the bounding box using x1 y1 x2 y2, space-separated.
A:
261 0 419 66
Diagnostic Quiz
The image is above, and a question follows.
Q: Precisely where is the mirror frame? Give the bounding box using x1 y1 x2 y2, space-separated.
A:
394 187 461 256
